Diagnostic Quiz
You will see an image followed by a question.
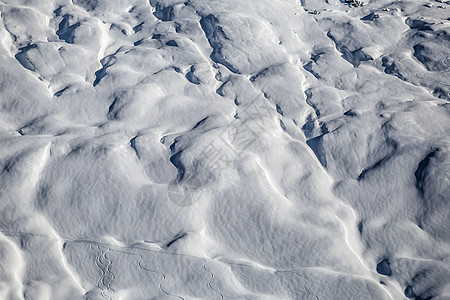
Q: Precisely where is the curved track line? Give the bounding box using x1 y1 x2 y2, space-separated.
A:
137 254 184 300
87 240 224 299
202 259 224 300
91 243 115 300
276 270 319 300
1 234 391 299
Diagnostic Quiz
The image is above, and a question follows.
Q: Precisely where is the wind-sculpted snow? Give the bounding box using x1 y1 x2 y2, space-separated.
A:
0 0 449 299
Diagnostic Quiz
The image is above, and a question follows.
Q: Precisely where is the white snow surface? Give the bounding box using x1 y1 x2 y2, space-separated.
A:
0 0 449 299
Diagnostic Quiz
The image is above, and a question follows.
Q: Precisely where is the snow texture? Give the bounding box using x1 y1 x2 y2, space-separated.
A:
0 0 449 299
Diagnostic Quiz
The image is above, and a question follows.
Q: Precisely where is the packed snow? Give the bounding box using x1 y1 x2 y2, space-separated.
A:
0 0 449 299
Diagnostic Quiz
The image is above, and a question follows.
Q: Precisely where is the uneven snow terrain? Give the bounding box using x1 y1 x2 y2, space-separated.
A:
0 0 449 299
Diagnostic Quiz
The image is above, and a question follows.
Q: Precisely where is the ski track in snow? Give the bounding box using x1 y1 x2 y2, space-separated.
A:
91 244 115 300
0 0 449 299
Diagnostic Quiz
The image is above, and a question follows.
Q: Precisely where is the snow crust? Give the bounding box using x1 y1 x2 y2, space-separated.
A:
0 0 449 299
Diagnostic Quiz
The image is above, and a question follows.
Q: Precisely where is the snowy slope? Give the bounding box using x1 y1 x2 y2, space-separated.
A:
0 0 449 299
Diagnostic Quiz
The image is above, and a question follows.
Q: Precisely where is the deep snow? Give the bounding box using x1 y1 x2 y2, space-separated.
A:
0 0 449 299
